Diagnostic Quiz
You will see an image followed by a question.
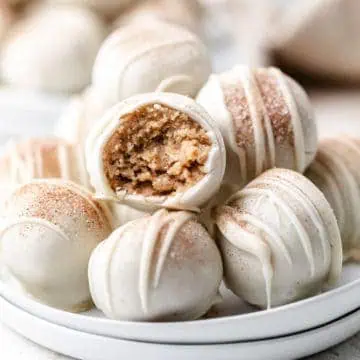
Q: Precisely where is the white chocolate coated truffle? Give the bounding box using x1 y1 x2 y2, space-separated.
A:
89 209 223 321
215 169 342 309
92 20 211 105
115 0 202 33
197 65 318 188
0 5 106 93
305 137 360 261
0 180 112 311
48 0 132 19
270 0 360 82
55 88 109 146
86 92 226 212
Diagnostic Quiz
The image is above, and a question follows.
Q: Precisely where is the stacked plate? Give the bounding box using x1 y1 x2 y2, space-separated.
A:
1 263 360 360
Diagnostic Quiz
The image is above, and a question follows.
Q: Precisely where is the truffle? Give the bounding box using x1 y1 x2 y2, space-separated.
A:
215 168 342 309
92 20 211 106
0 5 106 92
197 65 318 188
269 0 360 82
86 92 226 212
305 136 360 262
89 209 223 321
0 180 112 311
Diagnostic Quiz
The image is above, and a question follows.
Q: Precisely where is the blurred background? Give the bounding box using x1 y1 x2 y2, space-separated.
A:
0 0 359 142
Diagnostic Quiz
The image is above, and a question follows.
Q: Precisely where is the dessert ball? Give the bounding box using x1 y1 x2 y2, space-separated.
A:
305 137 360 262
115 0 202 33
197 65 318 188
0 180 112 311
92 20 211 106
48 0 132 19
86 92 226 212
0 138 90 192
55 87 109 146
0 5 106 93
89 209 223 321
269 0 360 82
215 169 342 309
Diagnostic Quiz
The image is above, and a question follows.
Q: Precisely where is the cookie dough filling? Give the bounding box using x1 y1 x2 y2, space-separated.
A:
102 103 211 197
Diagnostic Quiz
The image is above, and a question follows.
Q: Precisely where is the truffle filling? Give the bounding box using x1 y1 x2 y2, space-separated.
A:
103 103 211 196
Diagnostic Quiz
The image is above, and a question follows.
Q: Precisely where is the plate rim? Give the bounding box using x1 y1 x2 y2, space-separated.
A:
1 294 360 360
1 271 360 344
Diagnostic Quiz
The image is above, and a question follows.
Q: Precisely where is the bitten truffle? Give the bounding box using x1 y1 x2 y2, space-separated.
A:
306 136 360 262
0 180 112 311
215 169 342 309
197 65 318 188
89 209 223 321
92 20 211 106
86 92 226 212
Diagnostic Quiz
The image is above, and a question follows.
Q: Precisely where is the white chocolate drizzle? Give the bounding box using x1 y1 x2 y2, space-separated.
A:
105 224 130 314
233 187 316 276
270 68 306 172
138 210 194 313
234 212 292 265
239 67 267 177
218 206 273 309
260 176 329 267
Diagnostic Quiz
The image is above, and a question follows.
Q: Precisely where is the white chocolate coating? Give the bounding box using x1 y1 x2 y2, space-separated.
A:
0 180 112 311
110 204 147 228
86 92 226 212
89 209 223 321
0 5 106 93
92 20 211 106
197 65 317 188
55 87 109 146
270 0 360 81
215 169 342 309
115 0 201 33
306 137 360 261
48 0 132 18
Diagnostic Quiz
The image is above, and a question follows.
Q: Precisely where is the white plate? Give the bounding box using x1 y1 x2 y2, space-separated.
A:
1 293 360 360
1 263 360 345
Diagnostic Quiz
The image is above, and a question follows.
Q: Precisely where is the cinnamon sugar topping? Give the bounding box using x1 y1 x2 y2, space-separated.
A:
255 70 295 146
